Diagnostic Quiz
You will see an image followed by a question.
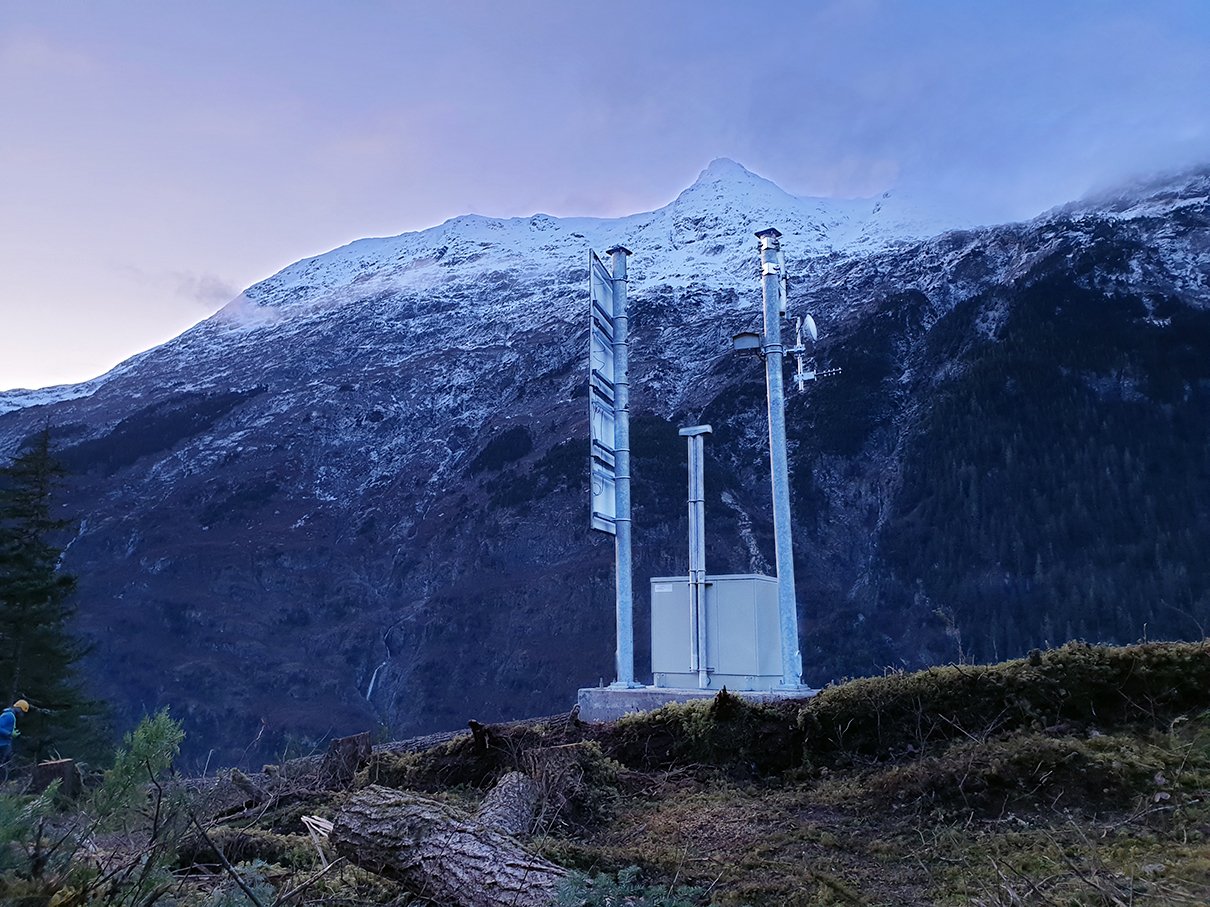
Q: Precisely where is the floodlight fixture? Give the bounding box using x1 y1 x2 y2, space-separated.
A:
732 331 763 354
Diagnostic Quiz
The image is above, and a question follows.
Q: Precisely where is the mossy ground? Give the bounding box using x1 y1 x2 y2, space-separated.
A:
15 641 1201 905
539 641 1210 905
283 643 1210 902
348 641 1210 904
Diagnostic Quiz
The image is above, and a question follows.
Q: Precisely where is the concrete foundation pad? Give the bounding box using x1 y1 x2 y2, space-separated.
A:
577 684 817 723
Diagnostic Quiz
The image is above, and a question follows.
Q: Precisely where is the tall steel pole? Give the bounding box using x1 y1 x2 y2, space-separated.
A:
607 245 638 687
680 425 712 688
756 228 803 687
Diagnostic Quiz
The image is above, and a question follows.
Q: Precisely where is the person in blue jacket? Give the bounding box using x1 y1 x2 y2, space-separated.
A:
0 700 30 763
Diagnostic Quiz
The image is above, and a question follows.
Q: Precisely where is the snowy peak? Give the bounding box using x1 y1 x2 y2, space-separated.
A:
237 158 988 316
698 157 759 181
665 158 824 232
19 159 1210 412
635 159 977 274
673 158 792 205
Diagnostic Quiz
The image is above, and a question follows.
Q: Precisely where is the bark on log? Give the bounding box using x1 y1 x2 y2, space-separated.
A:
332 784 566 907
476 770 540 837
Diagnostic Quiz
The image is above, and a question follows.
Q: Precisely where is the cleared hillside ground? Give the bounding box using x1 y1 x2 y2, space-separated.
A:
2 639 1208 905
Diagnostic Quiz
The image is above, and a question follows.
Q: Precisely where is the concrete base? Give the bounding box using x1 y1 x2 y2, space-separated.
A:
577 684 816 723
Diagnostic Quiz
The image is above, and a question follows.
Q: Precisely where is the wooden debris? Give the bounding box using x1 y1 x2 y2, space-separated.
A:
332 784 566 907
180 768 272 822
301 815 334 868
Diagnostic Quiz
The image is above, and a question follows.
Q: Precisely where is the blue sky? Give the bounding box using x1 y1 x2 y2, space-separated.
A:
2 0 1208 390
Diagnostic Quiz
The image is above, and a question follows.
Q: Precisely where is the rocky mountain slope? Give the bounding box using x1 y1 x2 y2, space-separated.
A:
1 160 1208 765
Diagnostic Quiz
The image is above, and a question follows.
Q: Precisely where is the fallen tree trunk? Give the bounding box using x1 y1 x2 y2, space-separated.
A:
332 784 566 907
476 770 540 837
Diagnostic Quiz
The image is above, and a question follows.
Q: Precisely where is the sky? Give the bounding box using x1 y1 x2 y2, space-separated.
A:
2 0 1209 391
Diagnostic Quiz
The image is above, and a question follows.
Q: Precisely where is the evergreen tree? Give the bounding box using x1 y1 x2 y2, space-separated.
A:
0 428 103 761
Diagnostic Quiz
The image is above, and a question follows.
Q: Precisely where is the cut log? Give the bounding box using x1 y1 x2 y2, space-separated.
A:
320 731 371 788
476 770 540 837
32 758 81 799
332 784 566 907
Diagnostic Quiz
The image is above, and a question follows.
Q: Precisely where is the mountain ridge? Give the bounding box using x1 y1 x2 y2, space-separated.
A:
1 162 1208 764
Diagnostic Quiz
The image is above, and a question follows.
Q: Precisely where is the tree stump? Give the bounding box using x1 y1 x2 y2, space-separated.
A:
528 742 623 828
332 784 566 907
320 731 371 788
32 758 81 799
468 719 492 754
477 770 540 837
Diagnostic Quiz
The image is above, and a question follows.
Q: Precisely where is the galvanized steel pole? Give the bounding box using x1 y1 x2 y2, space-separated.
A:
756 228 804 687
607 245 637 687
679 425 712 688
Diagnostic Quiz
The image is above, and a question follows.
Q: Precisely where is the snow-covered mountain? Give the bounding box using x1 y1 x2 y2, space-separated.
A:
234 157 970 308
2 160 1208 765
1 159 960 416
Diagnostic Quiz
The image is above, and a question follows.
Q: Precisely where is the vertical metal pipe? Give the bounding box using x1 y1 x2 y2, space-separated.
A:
680 425 712 688
692 433 708 688
692 432 701 677
607 245 636 687
756 229 803 687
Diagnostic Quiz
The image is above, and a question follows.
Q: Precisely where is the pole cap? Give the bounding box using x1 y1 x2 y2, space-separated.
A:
605 245 632 256
678 425 713 437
